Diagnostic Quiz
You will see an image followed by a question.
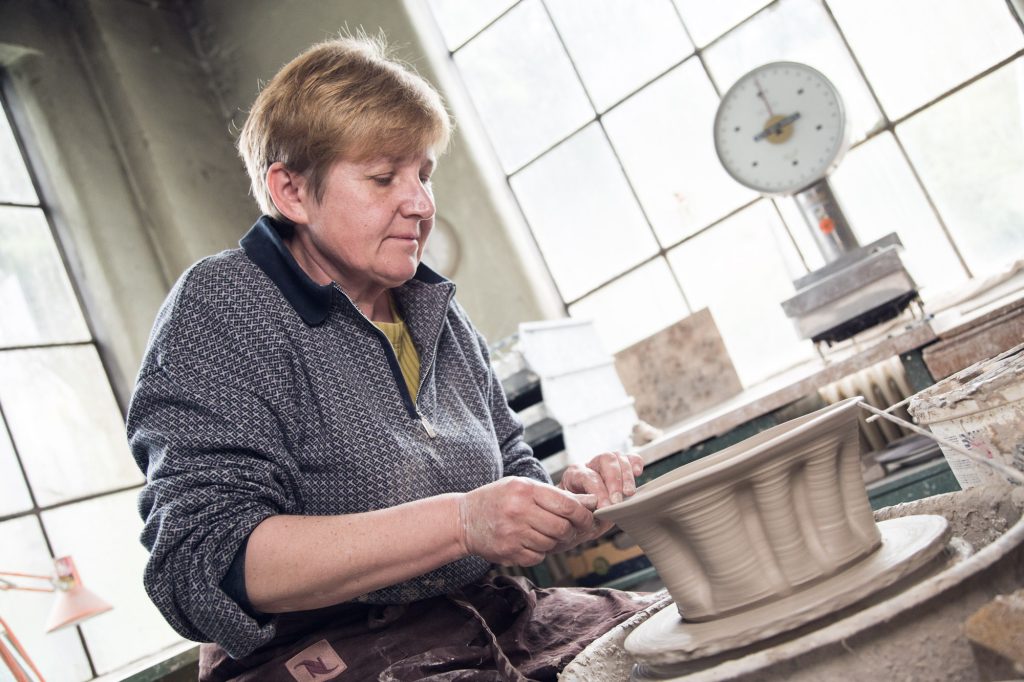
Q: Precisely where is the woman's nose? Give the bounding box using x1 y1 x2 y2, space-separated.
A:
400 178 435 219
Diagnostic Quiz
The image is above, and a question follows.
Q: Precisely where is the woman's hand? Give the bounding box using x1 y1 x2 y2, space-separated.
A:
558 450 644 508
557 451 644 540
457 477 600 566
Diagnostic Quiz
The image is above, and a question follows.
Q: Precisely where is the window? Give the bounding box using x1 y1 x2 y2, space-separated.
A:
428 0 1024 386
0 85 181 679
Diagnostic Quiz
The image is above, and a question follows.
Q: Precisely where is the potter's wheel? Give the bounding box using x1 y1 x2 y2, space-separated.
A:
625 514 949 668
560 487 1024 682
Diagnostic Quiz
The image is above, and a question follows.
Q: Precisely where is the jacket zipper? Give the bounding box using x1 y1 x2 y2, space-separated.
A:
374 330 436 439
418 413 438 438
410 286 454 439
343 285 453 440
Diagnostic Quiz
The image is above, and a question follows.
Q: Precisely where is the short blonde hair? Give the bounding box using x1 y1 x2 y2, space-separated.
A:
237 33 452 221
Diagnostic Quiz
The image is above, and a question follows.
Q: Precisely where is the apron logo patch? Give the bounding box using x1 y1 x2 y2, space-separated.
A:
285 640 347 682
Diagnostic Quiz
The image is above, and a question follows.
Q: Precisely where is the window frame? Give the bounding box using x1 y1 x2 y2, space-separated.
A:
429 0 1024 383
0 74 169 680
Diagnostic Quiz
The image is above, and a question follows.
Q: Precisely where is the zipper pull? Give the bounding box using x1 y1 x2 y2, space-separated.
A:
418 412 438 439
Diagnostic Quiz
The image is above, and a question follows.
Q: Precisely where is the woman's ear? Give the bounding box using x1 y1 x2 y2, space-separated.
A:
266 162 310 224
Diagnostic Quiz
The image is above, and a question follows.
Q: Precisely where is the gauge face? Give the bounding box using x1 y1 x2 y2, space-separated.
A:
714 62 847 195
422 214 461 277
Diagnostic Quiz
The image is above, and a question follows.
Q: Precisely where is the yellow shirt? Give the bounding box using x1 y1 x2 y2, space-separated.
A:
374 304 421 404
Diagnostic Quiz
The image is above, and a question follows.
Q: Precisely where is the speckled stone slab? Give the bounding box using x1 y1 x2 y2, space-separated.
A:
614 309 742 429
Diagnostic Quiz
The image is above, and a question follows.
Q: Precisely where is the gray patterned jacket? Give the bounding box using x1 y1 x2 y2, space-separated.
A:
127 217 548 658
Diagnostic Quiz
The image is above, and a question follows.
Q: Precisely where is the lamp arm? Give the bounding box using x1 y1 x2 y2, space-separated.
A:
1 557 112 633
0 571 56 593
1 614 48 682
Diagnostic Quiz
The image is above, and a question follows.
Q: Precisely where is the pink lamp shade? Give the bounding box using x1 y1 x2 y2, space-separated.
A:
44 557 112 633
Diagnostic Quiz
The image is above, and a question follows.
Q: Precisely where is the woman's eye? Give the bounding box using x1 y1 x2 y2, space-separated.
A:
372 175 393 186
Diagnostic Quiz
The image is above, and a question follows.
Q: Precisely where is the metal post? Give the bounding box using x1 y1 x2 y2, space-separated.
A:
795 179 860 263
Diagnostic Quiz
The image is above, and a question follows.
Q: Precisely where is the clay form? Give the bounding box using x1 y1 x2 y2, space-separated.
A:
591 396 957 671
624 514 949 664
596 397 879 620
563 486 1020 682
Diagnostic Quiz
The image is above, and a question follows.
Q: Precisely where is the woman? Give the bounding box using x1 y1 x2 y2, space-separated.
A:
128 34 657 681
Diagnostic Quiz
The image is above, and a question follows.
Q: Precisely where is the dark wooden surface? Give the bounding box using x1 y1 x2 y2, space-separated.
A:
923 303 1024 380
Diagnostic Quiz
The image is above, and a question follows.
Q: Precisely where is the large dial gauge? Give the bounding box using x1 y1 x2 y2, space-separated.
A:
713 62 847 195
422 214 461 277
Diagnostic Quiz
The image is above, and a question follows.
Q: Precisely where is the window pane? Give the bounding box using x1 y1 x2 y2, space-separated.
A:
703 0 883 143
0 346 142 506
604 58 756 246
897 59 1024 276
510 123 659 300
568 257 689 352
672 0 771 47
829 132 969 294
0 516 92 682
42 489 182 674
829 0 1022 120
0 423 32 516
0 206 91 348
427 0 518 50
455 0 594 172
546 0 693 112
0 106 37 205
667 200 815 386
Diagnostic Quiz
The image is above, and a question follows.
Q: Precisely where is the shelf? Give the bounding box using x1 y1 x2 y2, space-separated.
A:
867 458 960 510
502 367 540 406
598 566 660 592
95 642 198 682
520 402 562 447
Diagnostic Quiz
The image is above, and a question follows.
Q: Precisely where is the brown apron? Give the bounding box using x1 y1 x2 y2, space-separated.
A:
200 574 666 681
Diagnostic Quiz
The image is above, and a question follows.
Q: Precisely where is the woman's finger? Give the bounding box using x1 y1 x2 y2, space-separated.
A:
617 452 638 499
626 452 645 477
532 485 594 535
558 465 609 506
520 526 562 553
588 452 625 504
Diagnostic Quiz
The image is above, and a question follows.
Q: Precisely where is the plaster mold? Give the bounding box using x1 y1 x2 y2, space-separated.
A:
596 397 882 620
562 487 1024 682
593 396 952 666
624 514 948 663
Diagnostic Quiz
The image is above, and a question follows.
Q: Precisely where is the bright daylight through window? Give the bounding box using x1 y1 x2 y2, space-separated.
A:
428 0 1024 386
0 85 180 680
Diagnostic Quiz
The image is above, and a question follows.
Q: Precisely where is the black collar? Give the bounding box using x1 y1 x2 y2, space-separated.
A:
240 216 449 326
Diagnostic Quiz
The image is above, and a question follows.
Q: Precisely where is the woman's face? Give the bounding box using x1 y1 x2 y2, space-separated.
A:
297 150 437 296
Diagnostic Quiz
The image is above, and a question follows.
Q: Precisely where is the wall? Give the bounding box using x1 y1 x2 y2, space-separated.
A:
3 2 157 404
1 0 558 405
68 0 258 278
1 0 259 404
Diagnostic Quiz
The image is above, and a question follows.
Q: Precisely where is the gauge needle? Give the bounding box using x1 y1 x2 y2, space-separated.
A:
753 112 802 142
754 78 774 116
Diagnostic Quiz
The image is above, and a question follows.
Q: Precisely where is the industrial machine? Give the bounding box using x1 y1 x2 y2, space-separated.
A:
553 62 1024 682
713 61 918 345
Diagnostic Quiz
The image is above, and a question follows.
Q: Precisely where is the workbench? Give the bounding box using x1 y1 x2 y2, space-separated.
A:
636 273 1024 484
634 318 937 480
553 277 1024 591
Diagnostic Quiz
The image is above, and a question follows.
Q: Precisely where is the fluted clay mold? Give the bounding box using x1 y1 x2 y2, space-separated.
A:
595 397 950 660
598 397 879 617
